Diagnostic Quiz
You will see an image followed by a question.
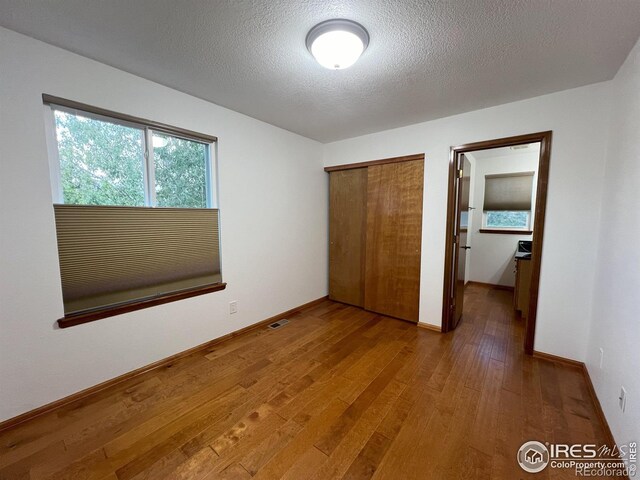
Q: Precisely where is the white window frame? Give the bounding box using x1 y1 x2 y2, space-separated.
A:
44 104 216 208
482 210 531 230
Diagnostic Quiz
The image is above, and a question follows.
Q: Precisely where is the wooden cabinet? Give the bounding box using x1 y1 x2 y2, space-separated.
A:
328 157 424 322
514 258 532 318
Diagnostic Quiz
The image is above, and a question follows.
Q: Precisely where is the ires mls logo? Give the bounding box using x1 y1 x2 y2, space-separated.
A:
518 441 638 477
549 443 598 458
518 441 550 473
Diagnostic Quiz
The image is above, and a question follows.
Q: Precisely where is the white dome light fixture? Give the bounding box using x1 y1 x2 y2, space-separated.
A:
306 19 369 70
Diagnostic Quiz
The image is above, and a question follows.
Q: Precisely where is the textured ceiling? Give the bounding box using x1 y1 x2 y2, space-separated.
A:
1 1 640 142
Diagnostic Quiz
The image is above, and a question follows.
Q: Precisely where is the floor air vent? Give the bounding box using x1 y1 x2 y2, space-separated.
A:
268 319 290 330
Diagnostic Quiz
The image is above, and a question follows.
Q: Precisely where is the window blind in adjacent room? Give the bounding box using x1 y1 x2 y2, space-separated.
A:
483 172 534 211
53 205 221 315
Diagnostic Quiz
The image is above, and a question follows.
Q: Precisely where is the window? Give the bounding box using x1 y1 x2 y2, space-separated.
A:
53 110 146 206
152 132 210 208
43 95 223 327
482 172 534 232
484 211 529 229
48 106 213 209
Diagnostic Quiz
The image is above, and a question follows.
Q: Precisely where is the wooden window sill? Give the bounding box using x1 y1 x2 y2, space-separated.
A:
479 229 533 235
57 282 227 328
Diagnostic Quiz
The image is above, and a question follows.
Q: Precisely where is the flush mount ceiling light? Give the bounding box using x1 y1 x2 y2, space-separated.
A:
306 19 369 70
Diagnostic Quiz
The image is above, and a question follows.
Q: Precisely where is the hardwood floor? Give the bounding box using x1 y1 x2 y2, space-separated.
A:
0 284 613 479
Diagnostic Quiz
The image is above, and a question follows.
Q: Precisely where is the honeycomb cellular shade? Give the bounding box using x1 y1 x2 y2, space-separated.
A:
483 172 534 211
53 205 221 314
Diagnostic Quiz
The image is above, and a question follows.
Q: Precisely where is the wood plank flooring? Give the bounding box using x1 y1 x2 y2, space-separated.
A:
0 284 613 479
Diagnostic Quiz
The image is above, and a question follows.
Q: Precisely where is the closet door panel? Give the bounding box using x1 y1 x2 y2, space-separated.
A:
364 160 424 321
329 168 367 306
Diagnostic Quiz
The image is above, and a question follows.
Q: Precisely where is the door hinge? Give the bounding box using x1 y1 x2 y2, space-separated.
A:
458 169 463 178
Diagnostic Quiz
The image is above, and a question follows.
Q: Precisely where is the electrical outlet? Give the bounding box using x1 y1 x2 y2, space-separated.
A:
599 347 604 369
619 386 627 412
229 301 238 314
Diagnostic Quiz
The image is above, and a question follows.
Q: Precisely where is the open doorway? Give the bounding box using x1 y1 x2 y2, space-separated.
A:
442 131 552 354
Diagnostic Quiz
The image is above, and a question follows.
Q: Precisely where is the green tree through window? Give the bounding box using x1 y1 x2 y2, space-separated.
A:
485 211 529 228
55 111 145 206
53 111 211 208
153 133 207 208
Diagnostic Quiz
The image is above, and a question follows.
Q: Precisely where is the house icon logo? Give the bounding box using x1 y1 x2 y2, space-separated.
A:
518 441 550 473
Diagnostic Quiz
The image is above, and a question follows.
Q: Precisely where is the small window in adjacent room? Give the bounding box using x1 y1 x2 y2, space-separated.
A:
482 172 534 231
43 95 224 327
484 210 530 229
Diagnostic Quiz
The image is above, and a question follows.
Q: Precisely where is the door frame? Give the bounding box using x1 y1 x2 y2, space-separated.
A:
450 153 471 330
441 131 552 355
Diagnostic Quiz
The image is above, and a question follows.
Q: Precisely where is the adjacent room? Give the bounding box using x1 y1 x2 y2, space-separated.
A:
1 1 639 479
455 143 541 333
464 145 539 290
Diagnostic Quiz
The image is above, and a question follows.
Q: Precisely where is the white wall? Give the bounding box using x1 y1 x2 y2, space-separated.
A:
466 150 538 287
323 82 611 361
585 38 640 449
0 28 328 422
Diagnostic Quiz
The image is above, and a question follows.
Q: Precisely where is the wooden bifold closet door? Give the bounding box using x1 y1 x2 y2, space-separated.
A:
329 168 367 307
364 160 424 321
327 156 424 322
